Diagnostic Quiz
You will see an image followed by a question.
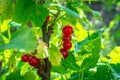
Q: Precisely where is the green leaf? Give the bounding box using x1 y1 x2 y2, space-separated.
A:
13 0 49 26
61 52 80 71
81 55 100 71
65 2 79 25
48 44 63 66
92 10 102 20
13 0 35 24
110 63 120 79
36 40 48 59
0 28 37 52
69 72 79 80
74 38 88 53
81 38 101 70
76 2 102 19
67 2 79 13
0 36 4 44
23 71 36 80
90 65 114 80
51 65 67 74
75 31 102 53
91 38 101 55
6 69 23 80
77 3 93 12
32 4 49 27
59 5 83 19
0 0 15 20
108 46 120 64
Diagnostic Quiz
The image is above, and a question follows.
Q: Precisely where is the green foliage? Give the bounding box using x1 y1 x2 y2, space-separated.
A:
90 64 114 80
81 55 100 71
61 52 80 71
0 0 15 20
6 69 23 80
0 28 37 52
51 65 67 74
0 0 119 80
23 71 36 80
13 0 49 26
6 69 36 80
13 0 35 24
70 72 79 80
0 36 4 44
48 44 63 66
108 46 120 64
75 31 102 52
110 63 120 79
76 2 102 19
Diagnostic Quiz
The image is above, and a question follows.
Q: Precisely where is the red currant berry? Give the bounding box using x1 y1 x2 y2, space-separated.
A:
21 54 30 62
63 41 72 50
60 48 68 58
29 56 40 67
62 35 71 42
46 16 50 22
62 25 73 36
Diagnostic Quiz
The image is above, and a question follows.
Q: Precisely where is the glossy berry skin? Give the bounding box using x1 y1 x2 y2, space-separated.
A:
63 41 72 50
60 48 68 58
62 35 71 42
29 56 40 67
21 54 30 62
62 25 73 36
46 16 50 22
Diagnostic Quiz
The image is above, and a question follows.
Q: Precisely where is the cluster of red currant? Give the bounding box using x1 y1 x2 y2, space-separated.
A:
21 16 51 67
60 25 73 58
21 54 40 67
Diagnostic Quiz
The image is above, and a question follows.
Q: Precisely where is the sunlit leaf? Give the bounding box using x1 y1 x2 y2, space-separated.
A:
48 44 63 66
36 40 48 58
108 46 120 64
75 31 102 53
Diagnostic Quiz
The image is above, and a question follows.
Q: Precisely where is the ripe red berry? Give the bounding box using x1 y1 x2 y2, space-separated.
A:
60 48 68 58
62 35 71 42
29 56 40 67
62 25 73 36
63 41 72 50
21 54 30 62
46 16 50 22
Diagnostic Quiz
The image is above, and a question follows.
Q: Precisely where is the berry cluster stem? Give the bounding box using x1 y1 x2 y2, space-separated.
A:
40 11 60 80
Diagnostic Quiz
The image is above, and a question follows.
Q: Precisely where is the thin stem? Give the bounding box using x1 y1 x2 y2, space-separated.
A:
39 9 60 80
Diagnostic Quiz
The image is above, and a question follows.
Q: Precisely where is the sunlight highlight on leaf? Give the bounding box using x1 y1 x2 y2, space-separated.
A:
1 20 11 32
108 46 120 64
74 23 94 42
36 39 48 58
48 44 63 66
